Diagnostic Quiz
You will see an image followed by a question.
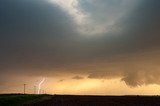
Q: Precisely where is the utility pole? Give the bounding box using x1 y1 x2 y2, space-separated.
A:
24 84 26 94
34 86 36 94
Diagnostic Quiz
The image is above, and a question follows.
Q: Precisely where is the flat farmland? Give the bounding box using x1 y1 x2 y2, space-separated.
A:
25 95 160 106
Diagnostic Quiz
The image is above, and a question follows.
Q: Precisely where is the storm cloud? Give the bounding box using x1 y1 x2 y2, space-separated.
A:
0 0 160 88
72 76 84 80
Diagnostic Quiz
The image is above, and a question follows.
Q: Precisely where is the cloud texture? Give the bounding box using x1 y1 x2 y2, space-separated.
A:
0 0 160 88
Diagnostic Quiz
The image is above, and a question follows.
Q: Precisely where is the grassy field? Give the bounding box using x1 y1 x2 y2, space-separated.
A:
0 94 48 106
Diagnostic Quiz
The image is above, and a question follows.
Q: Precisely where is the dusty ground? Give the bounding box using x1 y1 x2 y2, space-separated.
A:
24 95 160 106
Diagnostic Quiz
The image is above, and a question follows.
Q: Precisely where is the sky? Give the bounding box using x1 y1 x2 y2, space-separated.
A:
0 0 160 95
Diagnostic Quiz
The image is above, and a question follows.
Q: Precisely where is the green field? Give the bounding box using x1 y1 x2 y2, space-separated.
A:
0 94 48 106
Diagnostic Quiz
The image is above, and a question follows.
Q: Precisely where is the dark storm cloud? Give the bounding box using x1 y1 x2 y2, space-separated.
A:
0 0 78 71
72 76 84 80
81 0 160 86
0 0 160 87
115 0 160 48
58 79 65 82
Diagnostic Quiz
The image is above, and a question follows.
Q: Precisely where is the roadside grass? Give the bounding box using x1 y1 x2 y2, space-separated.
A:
0 94 48 106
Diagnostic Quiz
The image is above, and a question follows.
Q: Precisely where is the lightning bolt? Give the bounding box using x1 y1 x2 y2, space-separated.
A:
38 78 45 94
